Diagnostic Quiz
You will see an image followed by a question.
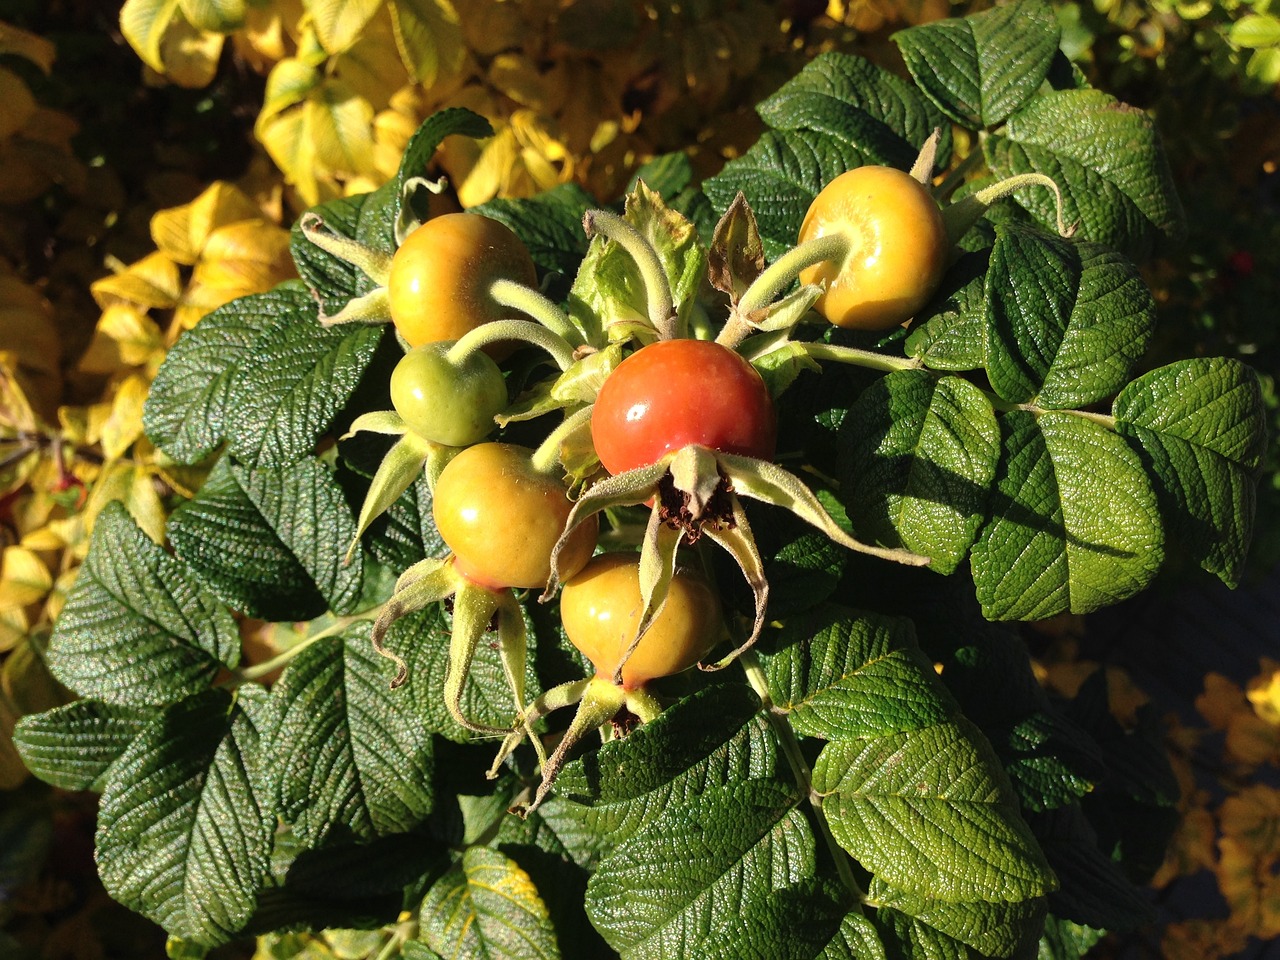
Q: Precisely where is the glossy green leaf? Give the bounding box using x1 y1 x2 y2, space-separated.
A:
985 226 1154 407
905 250 990 372
45 504 239 706
840 370 1000 573
984 89 1185 258
14 700 156 792
95 687 276 947
970 411 1164 620
417 847 560 960
813 717 1055 903
870 878 1046 958
893 0 1061 127
1113 357 1267 586
273 629 435 846
474 182 595 288
168 456 363 621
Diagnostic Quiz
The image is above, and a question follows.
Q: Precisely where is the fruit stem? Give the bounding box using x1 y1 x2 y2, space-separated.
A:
299 212 393 286
583 209 678 340
488 277 583 346
941 172 1075 248
737 233 850 318
739 651 865 903
231 614 367 684
801 342 922 373
529 405 594 476
448 319 576 371
624 685 664 723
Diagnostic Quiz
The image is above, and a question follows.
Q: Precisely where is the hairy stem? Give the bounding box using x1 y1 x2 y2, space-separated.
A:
449 318 576 371
231 615 367 685
583 209 677 339
736 233 849 318
488 277 582 345
529 405 593 476
802 342 922 374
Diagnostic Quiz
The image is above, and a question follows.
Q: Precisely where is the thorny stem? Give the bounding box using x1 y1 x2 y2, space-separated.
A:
583 209 678 339
739 651 864 902
736 233 850 318
802 342 923 374
448 318 576 371
530 405 594 476
487 277 582 345
230 615 367 685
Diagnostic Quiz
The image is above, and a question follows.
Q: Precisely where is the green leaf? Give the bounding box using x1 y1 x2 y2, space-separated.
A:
46 503 239 706
13 700 156 792
364 471 446 571
984 89 1185 258
584 781 815 960
1113 357 1267 587
984 226 1155 408
905 250 990 372
144 285 307 464
291 196 377 316
765 605 955 741
273 629 435 846
893 0 1061 127
1038 914 1106 960
820 913 889 960
416 847 560 960
1230 13 1280 49
970 411 1164 620
813 717 1055 903
840 370 1001 573
168 457 363 621
704 52 949 256
396 107 493 233
870 878 1046 958
95 687 276 947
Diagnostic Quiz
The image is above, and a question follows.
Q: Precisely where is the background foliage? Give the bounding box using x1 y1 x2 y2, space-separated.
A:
1 1 1278 958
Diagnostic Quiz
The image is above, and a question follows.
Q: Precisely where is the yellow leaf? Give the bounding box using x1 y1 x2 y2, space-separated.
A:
308 78 375 175
234 0 302 67
0 66 37 140
0 20 57 73
1160 919 1249 960
1217 831 1280 938
1246 658 1280 726
389 0 464 87
2 635 66 716
454 124 519 207
0 607 27 654
119 0 185 73
0 546 52 612
90 251 183 310
258 107 324 205
179 0 248 32
151 180 264 265
1225 709 1280 767
1196 672 1247 730
100 373 152 461
158 16 225 88
453 0 525 57
181 218 296 325
257 57 322 130
78 304 165 375
305 0 382 55
334 9 412 111
82 460 168 546
0 275 60 422
44 564 80 623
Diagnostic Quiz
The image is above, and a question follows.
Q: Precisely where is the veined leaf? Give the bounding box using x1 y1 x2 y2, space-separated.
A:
1113 357 1266 587
389 0 465 87
905 250 991 372
813 717 1055 903
970 411 1164 620
45 503 239 706
1038 915 1106 960
95 687 276 947
168 456 363 621
765 605 955 741
871 883 1046 960
306 0 381 54
119 0 183 73
985 225 1154 408
290 194 374 316
179 0 246 32
307 78 375 175
394 107 493 237
364 471 446 571
416 847 560 960
893 0 1061 128
14 700 156 792
840 370 1000 574
984 89 1185 258
273 629 435 846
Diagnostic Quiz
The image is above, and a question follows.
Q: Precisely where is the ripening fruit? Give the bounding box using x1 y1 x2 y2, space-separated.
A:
389 342 507 447
797 165 949 331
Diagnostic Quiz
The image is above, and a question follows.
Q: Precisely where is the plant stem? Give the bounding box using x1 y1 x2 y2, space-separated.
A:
231 615 367 685
529 405 593 475
448 318 576 371
802 342 922 374
737 234 849 317
488 277 582 345
986 394 1118 430
583 209 677 339
299 213 393 285
739 651 864 902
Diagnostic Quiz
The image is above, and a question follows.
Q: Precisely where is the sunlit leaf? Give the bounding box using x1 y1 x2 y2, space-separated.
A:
306 0 382 55
78 304 165 375
119 0 184 73
390 0 465 87
178 0 247 32
0 547 52 612
157 11 224 87
90 252 183 311
151 181 265 266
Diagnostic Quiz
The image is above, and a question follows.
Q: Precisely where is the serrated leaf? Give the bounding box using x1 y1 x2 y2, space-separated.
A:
223 301 386 466
984 226 1154 407
765 605 955 740
364 471 446 571
417 847 560 960
970 411 1163 621
45 503 239 706
119 0 183 73
984 89 1185 258
840 371 1000 573
585 781 813 960
290 195 372 316
905 250 991 372
13 699 156 792
1113 357 1266 587
95 687 276 947
144 284 311 464
870 878 1046 958
168 457 363 621
395 107 493 234
273 629 435 846
813 716 1055 903
893 0 1061 127
1037 914 1106 960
